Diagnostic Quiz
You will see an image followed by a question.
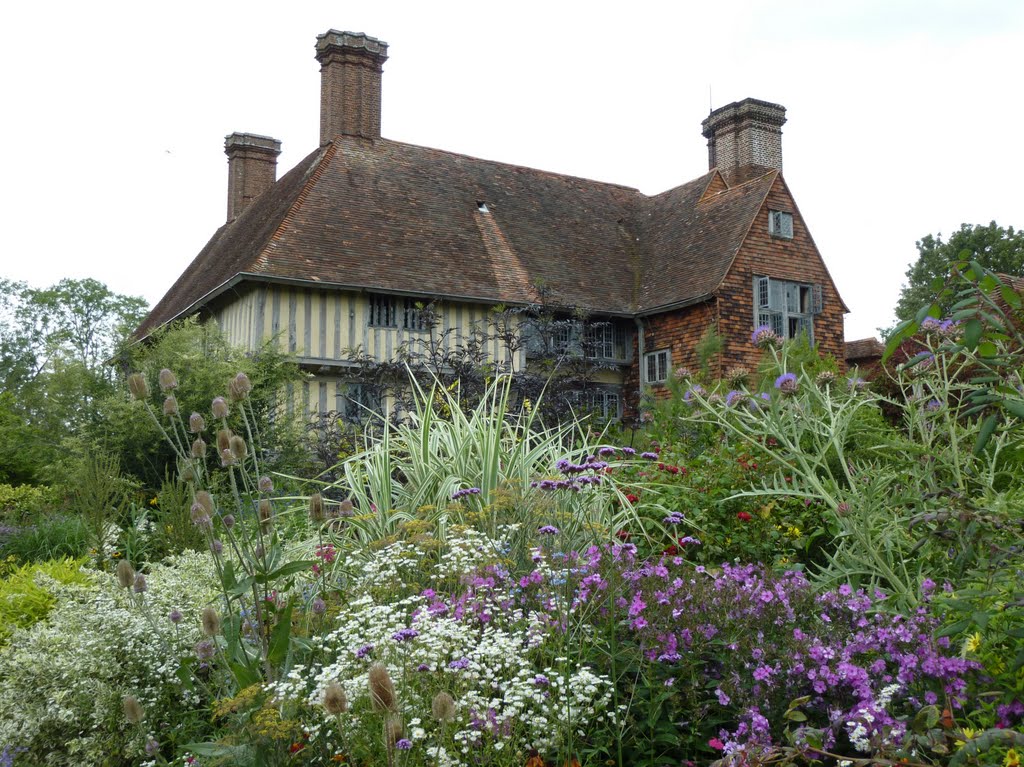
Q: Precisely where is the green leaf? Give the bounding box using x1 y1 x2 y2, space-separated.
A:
229 660 261 689
971 611 990 630
973 414 999 456
1000 284 1022 309
1012 648 1024 673
256 559 316 584
267 599 293 666
1003 399 1024 421
228 575 255 597
963 318 983 350
977 341 998 357
784 709 808 722
936 618 973 637
912 705 940 733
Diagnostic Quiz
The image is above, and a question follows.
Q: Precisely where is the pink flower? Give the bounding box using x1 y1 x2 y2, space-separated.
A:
708 737 725 751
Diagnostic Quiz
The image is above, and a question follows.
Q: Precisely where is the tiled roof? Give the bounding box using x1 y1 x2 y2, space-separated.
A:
845 337 885 361
138 137 776 337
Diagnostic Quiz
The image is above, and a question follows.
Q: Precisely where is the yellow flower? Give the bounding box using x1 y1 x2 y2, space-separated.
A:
1005 748 1020 767
149 497 159 506
954 727 977 748
963 632 982 654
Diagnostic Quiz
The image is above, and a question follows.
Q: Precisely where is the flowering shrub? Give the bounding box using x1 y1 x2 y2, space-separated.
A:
0 551 216 764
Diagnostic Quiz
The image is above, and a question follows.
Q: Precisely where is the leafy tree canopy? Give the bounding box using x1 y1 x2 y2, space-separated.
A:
894 221 1024 322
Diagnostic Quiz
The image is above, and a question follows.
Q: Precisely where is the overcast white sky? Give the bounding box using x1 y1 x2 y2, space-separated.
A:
2 0 1021 341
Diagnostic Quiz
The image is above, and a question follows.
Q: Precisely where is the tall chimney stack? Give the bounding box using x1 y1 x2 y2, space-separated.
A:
224 132 282 222
315 31 389 145
701 98 786 186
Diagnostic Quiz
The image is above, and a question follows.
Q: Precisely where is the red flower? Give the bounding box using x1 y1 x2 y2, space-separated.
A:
615 529 632 541
625 494 640 504
663 544 679 556
736 511 752 522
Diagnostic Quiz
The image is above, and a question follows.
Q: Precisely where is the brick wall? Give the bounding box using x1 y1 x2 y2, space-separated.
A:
716 175 846 371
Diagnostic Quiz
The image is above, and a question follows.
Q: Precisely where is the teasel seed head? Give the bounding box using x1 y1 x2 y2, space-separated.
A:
220 448 235 467
258 499 274 530
222 514 235 529
216 429 232 454
190 438 207 459
228 372 252 401
133 573 147 593
128 373 149 401
194 491 214 516
311 597 327 615
229 434 247 460
168 609 183 624
190 503 211 529
309 492 324 522
258 476 274 494
116 560 136 589
123 694 145 723
162 395 179 417
432 691 456 722
201 606 221 637
323 681 348 714
158 368 178 392
368 664 397 712
210 539 223 555
188 412 206 433
338 499 355 517
211 396 229 419
385 716 404 748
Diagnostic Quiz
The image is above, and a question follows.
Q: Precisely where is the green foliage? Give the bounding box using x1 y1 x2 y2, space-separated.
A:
0 482 55 525
0 514 90 565
695 322 723 378
0 276 148 485
97 318 305 490
0 557 90 646
66 451 137 569
895 221 1024 322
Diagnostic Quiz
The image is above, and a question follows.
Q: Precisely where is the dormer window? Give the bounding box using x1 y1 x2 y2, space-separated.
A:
769 210 793 239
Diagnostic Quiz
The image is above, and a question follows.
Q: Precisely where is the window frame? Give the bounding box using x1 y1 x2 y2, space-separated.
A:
367 294 397 328
768 210 794 239
643 349 671 385
753 276 822 343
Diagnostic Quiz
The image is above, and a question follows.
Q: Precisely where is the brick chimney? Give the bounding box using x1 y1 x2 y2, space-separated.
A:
224 132 282 222
701 98 786 186
315 31 389 145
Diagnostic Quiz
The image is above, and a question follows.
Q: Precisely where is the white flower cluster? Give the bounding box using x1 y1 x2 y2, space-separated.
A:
0 551 218 764
267 529 614 765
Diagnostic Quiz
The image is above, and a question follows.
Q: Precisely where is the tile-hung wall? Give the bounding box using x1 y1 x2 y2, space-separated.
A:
214 285 527 417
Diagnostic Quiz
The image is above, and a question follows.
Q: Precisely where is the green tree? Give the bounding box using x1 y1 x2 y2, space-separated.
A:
894 222 1024 322
0 277 148 485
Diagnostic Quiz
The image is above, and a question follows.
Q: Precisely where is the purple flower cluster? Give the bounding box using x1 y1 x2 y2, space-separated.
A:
391 627 419 642
531 454 609 492
451 487 482 500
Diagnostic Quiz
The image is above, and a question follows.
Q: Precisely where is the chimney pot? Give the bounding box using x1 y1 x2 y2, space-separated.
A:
315 30 389 145
701 98 786 186
224 132 282 222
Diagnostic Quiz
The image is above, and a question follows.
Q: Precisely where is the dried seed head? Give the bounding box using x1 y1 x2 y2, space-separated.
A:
128 373 150 401
229 435 247 460
210 539 223 555
123 694 145 723
432 691 456 722
311 597 327 615
133 573 147 593
190 502 211 529
258 499 274 528
158 368 178 392
116 560 136 589
368 664 397 712
189 412 206 433
338 499 354 517
168 609 183 624
194 639 215 660
162 395 179 417
323 681 348 714
194 491 215 516
309 493 324 522
211 396 229 419
258 476 274 494
385 716 404 748
179 460 197 483
216 429 232 454
201 606 221 637
190 438 207 459
222 514 235 529
220 448 235 467
228 372 253 402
